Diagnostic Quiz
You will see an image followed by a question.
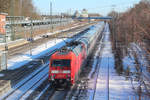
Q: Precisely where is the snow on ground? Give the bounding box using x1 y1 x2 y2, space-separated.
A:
130 43 150 77
123 42 150 97
123 56 136 73
0 73 4 77
94 24 138 100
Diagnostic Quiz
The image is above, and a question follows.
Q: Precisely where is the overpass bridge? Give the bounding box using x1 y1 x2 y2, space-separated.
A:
73 16 112 20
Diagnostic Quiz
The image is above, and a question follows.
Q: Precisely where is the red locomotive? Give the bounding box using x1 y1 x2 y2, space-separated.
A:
49 22 104 85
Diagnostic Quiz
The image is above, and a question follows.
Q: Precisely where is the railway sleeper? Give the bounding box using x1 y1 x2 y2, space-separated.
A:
0 80 11 97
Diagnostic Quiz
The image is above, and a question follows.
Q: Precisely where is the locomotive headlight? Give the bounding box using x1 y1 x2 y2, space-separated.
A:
51 70 59 73
51 75 54 80
63 70 71 73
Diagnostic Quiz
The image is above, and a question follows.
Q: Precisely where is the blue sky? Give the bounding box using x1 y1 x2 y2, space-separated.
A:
33 0 141 16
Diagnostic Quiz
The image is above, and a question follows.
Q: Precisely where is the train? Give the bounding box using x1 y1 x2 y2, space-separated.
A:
49 22 105 86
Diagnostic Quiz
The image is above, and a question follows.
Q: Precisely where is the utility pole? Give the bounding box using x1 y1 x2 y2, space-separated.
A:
4 34 8 70
50 1 56 43
50 1 53 33
20 0 23 16
112 5 116 49
29 18 33 56
10 0 15 41
107 57 110 100
69 8 72 24
132 14 134 42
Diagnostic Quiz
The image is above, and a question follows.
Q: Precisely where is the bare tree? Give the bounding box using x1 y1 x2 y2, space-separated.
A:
0 0 39 18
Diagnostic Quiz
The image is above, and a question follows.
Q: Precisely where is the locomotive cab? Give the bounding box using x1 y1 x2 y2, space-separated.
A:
49 41 87 85
50 59 71 83
49 50 74 85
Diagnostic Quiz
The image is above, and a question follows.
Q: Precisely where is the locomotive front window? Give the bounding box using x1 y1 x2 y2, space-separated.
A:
52 59 71 67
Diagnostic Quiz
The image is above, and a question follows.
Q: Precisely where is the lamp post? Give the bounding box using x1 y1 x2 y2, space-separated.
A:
112 5 116 49
10 0 15 41
27 18 33 56
50 1 53 33
4 35 8 70
42 35 49 48
20 0 23 16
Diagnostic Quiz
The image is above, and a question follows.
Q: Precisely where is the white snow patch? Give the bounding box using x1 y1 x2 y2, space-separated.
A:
0 73 4 77
27 65 34 68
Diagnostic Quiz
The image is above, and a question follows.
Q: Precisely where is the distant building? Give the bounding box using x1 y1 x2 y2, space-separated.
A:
6 16 25 21
81 9 88 17
0 13 7 35
74 10 80 18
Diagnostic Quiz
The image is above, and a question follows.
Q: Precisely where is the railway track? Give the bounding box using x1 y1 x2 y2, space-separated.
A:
1 63 49 100
88 30 105 100
25 80 55 100
49 90 69 100
92 29 110 100
31 85 69 100
65 24 105 100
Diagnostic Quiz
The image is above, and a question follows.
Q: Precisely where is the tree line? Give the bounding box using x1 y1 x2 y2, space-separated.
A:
109 0 150 53
0 0 39 18
108 0 150 74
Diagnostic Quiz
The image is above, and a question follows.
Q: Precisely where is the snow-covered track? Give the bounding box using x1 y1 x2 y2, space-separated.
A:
2 63 49 100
